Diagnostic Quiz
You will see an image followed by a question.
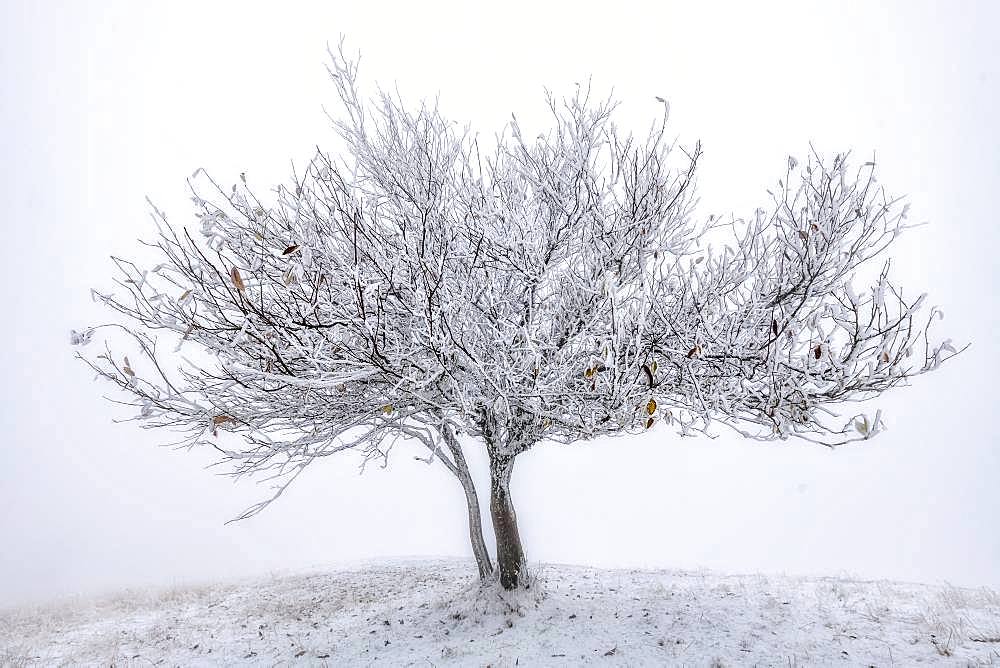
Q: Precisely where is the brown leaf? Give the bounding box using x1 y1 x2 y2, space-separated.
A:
381 404 393 415
814 344 822 359
646 399 657 415
772 319 779 336
122 356 134 376
212 415 235 426
880 351 890 363
282 244 300 256
230 267 246 292
178 289 192 303
644 417 654 430
584 367 595 379
798 230 808 241
687 345 701 358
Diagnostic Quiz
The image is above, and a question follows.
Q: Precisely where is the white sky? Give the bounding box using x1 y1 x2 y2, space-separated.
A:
1 0 998 606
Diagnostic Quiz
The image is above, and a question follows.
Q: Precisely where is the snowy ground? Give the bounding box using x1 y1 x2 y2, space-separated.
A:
2 559 999 666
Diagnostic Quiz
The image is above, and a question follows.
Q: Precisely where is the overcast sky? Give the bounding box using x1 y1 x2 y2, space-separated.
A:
2 0 998 606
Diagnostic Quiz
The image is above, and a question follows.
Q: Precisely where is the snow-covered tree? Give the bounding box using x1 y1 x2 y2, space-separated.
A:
74 44 961 590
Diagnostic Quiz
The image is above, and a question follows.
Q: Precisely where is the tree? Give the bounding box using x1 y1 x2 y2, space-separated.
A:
74 43 962 591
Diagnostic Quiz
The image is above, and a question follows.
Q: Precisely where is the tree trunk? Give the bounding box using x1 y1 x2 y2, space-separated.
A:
489 455 525 590
456 462 494 580
441 425 493 580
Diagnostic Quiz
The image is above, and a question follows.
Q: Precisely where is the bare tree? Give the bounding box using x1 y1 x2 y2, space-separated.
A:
74 43 962 590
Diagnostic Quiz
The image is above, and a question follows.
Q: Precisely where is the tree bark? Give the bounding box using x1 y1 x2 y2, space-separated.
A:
455 461 494 580
489 455 525 590
441 425 493 580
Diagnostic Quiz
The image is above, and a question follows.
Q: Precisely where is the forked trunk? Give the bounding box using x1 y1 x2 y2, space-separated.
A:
441 425 493 579
459 475 494 580
455 464 493 580
489 456 525 590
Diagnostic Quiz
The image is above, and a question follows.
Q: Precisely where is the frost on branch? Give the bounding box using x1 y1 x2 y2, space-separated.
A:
643 150 963 445
70 328 94 346
74 44 961 529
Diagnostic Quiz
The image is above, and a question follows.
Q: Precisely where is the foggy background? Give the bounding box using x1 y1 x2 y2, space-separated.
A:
2 0 997 606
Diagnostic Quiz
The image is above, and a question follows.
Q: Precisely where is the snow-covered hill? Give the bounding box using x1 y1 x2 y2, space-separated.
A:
2 559 998 666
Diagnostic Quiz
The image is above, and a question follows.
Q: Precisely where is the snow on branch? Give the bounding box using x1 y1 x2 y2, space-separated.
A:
74 43 961 517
